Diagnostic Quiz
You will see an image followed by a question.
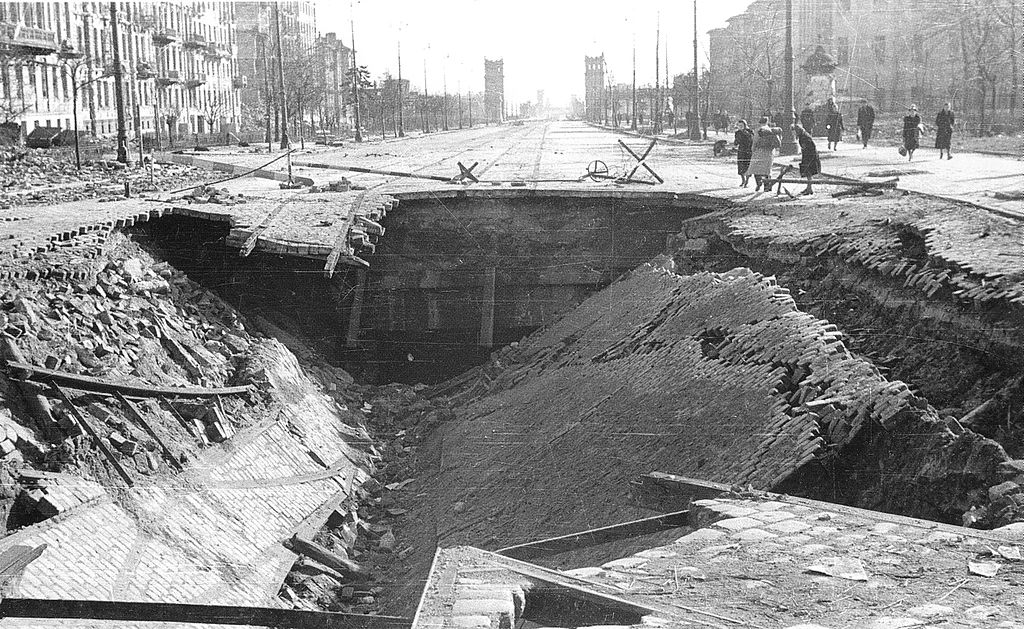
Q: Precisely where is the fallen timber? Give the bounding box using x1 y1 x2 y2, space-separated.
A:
4 360 252 398
0 598 411 629
293 161 458 183
50 383 135 486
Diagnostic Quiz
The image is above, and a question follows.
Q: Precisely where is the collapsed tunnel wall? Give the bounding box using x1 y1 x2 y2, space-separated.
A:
671 199 1024 526
135 196 707 384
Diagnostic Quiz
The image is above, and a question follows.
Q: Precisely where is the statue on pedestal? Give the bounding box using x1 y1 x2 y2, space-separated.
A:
800 46 839 137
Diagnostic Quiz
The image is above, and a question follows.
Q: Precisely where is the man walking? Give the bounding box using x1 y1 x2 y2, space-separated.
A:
857 101 875 148
935 102 955 160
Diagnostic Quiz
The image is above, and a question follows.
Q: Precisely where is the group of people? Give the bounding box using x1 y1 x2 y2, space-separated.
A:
730 100 957 195
733 117 820 195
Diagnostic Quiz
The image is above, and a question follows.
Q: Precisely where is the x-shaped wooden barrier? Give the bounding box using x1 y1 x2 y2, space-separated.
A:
452 161 479 183
618 139 664 184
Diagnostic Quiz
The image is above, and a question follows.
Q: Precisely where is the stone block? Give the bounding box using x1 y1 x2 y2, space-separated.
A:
713 516 763 532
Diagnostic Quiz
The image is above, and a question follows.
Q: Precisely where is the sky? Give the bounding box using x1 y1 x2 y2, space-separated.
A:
313 0 757 109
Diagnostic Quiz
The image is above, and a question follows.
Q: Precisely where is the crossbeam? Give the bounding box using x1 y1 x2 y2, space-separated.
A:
0 598 411 629
495 509 690 560
618 139 664 184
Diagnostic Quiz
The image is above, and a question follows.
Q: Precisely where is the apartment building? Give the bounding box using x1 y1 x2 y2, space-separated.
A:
0 2 242 143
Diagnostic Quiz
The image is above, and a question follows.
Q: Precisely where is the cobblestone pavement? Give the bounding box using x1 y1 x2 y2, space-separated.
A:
0 340 370 628
414 495 1024 629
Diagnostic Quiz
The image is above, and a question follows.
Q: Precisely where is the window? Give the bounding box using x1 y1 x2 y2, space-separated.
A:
40 65 48 98
837 37 850 65
872 36 886 63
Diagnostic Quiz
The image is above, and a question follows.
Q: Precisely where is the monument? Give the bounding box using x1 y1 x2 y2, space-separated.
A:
800 45 839 136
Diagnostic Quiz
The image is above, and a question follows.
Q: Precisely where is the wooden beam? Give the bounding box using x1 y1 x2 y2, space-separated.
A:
0 598 411 629
114 392 184 471
324 193 365 278
50 383 134 487
6 360 251 398
495 509 690 560
345 269 367 349
285 534 368 579
478 267 496 348
294 161 455 183
239 197 293 257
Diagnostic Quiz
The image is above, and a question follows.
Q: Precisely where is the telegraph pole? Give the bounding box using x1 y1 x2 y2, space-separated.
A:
397 41 404 136
654 14 660 134
631 43 637 131
780 0 798 155
422 57 430 133
350 16 362 142
110 3 128 163
273 3 289 148
689 0 701 140
442 59 449 131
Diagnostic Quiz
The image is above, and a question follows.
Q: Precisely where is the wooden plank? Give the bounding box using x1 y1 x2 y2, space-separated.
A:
293 161 455 183
7 360 252 398
50 384 134 487
495 509 690 560
0 544 46 584
324 192 365 278
114 392 184 471
0 598 410 629
157 395 204 440
239 197 294 257
479 267 496 348
285 534 368 579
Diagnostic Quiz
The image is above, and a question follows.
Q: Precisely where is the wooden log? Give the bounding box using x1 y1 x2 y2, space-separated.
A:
285 535 368 580
114 392 184 471
495 509 690 560
0 544 46 586
293 161 455 183
50 384 134 487
0 598 410 629
6 360 251 398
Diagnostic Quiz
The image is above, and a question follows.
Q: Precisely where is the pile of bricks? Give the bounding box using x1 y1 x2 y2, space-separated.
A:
18 469 106 519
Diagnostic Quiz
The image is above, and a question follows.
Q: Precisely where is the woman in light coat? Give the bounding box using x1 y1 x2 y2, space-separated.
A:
745 117 782 191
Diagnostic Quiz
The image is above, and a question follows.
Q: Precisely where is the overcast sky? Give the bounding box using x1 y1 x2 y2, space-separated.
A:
313 0 757 108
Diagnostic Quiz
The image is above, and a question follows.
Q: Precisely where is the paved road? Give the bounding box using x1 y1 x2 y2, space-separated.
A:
200 121 1022 217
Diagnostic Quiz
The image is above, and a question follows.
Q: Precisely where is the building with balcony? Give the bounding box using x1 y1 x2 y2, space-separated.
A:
233 1 318 136
0 2 241 144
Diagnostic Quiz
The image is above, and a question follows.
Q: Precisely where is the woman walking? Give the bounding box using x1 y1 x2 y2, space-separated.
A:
902 104 922 161
825 109 844 150
794 124 820 195
935 102 954 160
745 117 782 192
734 119 754 187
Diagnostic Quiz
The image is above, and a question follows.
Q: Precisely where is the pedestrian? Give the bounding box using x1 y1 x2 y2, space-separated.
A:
745 117 782 192
794 124 820 195
857 101 875 148
902 104 922 161
800 107 816 135
734 119 754 187
825 108 844 150
935 102 954 160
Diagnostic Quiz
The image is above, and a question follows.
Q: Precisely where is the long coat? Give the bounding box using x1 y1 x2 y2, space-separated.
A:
935 109 954 149
857 104 875 129
798 133 821 178
903 113 922 150
734 128 754 175
826 112 844 143
745 126 781 177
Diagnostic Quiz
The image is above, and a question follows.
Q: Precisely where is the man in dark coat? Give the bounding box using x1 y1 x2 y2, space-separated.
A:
734 119 754 187
794 124 820 195
857 102 875 148
800 107 816 135
935 102 954 160
902 104 922 161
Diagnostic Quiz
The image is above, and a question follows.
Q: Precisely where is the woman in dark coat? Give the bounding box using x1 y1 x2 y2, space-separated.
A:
935 102 954 159
902 104 922 161
794 124 820 195
825 110 844 150
734 119 754 187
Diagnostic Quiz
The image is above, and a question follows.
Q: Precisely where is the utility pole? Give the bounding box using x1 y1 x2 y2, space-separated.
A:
654 14 660 135
397 40 404 136
260 28 272 148
458 81 463 129
631 43 637 131
110 3 128 163
689 0 701 140
780 0 798 155
350 16 362 142
423 57 430 133
273 3 289 148
442 60 449 131
667 40 675 134
468 91 472 127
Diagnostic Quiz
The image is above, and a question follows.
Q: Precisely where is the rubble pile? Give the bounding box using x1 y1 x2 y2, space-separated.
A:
175 184 247 205
0 147 211 207
0 230 269 520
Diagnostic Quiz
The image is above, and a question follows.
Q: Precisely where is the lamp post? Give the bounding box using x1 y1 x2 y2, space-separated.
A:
58 43 112 171
779 0 798 155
